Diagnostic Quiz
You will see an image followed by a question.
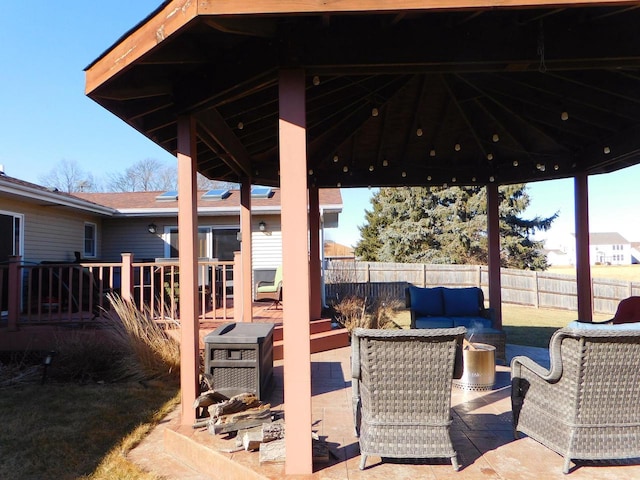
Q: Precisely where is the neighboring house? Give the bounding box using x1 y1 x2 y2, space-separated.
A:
544 248 573 267
547 232 633 266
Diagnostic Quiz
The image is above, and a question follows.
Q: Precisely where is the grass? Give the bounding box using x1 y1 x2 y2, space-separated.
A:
0 295 182 480
392 303 611 349
0 380 179 480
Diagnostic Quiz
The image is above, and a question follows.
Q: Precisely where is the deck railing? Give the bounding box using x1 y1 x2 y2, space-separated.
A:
1 255 235 328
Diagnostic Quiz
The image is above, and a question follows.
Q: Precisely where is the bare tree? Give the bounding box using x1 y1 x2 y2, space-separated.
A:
107 158 176 192
38 159 98 193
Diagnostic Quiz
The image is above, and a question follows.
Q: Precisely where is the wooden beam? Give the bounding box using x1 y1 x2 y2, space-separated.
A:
197 0 640 16
85 0 197 95
196 109 253 178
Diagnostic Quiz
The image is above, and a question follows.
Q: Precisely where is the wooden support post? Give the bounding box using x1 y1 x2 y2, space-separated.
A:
240 181 253 322
177 114 200 426
279 68 313 475
486 183 503 329
7 255 21 331
574 173 593 321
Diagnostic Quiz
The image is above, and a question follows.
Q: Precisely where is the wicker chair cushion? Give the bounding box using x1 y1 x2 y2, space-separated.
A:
566 320 640 330
442 287 481 316
409 285 444 316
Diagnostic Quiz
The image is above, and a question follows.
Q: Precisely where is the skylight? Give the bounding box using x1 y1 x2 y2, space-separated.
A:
202 188 231 200
251 186 272 198
155 190 178 201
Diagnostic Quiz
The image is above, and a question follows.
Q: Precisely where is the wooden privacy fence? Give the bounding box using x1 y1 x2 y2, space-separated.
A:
324 260 640 316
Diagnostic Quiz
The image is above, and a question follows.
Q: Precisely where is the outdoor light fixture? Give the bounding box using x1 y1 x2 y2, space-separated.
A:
259 221 266 232
147 223 157 234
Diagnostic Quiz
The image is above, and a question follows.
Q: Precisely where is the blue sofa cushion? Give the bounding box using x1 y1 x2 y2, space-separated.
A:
415 316 454 329
443 287 480 317
452 316 493 330
409 286 444 317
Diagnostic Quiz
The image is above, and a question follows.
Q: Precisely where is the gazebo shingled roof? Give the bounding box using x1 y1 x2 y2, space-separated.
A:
85 1 640 189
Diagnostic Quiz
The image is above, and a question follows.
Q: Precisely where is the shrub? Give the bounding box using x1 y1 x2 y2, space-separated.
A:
103 294 180 384
333 295 403 333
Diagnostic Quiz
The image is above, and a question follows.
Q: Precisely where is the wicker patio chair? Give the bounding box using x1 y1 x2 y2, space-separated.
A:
511 323 640 474
351 326 466 471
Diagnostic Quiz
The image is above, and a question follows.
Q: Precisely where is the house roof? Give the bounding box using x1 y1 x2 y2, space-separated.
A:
0 174 115 215
73 188 342 216
85 1 640 189
588 232 629 245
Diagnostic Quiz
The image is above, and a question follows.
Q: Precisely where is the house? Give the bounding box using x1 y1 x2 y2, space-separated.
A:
546 232 633 266
0 172 342 313
74 187 342 285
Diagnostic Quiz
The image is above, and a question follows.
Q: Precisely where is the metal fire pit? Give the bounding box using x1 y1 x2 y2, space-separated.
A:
453 342 496 391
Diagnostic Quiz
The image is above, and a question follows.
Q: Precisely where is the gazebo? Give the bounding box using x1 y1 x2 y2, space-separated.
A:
85 1 640 474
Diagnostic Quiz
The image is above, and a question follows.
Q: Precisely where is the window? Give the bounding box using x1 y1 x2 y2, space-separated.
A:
84 223 96 257
164 226 240 260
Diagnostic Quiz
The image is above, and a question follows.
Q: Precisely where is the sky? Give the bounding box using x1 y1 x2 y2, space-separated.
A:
2 1 640 250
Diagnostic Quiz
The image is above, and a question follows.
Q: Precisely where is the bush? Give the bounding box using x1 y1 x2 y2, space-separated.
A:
332 295 403 333
103 294 181 384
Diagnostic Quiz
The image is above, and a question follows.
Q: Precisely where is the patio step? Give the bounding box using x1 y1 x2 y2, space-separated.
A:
273 321 349 360
272 318 333 342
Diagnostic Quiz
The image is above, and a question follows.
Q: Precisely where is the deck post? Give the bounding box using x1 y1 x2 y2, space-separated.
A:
486 183 503 328
120 253 134 303
279 68 313 475
177 114 200 426
7 255 21 331
240 181 253 322
575 173 593 321
309 186 322 319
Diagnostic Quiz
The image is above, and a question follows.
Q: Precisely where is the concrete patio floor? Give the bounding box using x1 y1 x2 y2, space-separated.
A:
129 342 640 479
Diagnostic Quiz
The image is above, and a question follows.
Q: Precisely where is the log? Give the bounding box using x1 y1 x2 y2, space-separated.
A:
193 390 229 409
210 403 272 434
241 421 285 451
208 392 261 420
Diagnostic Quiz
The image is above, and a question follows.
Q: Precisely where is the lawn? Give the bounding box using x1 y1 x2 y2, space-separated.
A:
393 303 611 348
0 379 179 480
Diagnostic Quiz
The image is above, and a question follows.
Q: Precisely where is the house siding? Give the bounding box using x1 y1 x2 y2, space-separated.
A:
2 197 103 264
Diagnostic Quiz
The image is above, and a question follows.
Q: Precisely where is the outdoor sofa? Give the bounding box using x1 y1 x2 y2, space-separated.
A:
406 285 506 362
511 321 640 474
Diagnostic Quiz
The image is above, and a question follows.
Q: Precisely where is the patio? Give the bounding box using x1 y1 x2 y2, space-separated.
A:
128 341 640 479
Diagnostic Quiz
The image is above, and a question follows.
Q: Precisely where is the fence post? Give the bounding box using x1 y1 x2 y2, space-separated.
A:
366 263 371 283
534 271 539 308
422 263 427 287
7 255 21 331
120 253 134 303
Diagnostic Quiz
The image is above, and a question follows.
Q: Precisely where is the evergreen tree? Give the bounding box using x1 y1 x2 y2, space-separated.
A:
355 184 556 270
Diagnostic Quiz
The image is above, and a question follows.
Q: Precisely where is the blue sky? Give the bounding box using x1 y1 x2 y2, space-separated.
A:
2 2 639 249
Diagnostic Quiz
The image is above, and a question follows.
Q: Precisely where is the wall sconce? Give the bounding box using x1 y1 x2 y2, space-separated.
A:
259 221 266 232
147 223 157 234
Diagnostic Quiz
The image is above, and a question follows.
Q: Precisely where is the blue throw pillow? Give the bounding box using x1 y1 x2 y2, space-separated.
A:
566 321 640 331
409 286 444 316
443 287 480 317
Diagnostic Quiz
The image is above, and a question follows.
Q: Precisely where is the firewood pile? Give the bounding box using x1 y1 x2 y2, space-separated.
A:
192 375 329 463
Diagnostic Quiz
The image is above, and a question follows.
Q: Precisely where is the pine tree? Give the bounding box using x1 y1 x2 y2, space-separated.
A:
354 184 556 270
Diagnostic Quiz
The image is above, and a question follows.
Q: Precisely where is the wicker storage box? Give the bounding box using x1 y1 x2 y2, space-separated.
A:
204 322 274 399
